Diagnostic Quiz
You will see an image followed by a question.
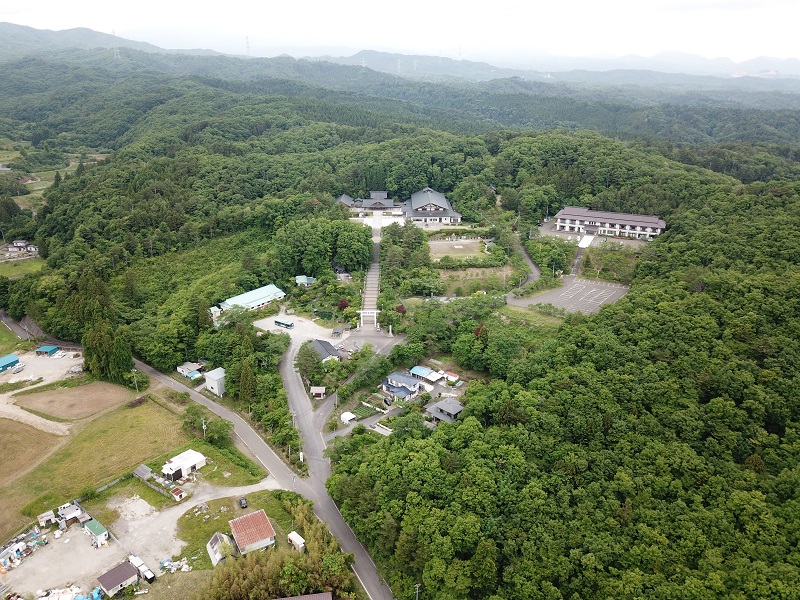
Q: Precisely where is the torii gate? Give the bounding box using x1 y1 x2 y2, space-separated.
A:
357 309 380 328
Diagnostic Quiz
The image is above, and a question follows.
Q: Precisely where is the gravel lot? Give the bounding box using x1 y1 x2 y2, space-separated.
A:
0 351 84 435
1 478 281 596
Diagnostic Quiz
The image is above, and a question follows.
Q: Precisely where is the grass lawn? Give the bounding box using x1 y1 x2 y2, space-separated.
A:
0 322 23 355
145 439 266 488
0 257 45 278
0 399 190 542
428 239 483 259
175 490 297 570
438 264 514 296
144 570 213 600
498 304 564 328
81 476 176 529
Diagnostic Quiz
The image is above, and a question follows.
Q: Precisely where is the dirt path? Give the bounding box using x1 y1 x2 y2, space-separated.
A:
0 352 86 435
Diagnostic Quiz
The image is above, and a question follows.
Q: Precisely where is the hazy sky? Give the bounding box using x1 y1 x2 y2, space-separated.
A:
2 0 798 63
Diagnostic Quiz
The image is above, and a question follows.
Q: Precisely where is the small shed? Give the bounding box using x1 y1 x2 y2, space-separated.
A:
38 510 57 527
206 532 234 566
287 531 306 552
36 345 59 357
84 519 109 545
229 510 276 554
340 411 357 425
177 362 202 377
97 561 138 597
310 386 326 400
171 487 188 501
205 367 226 397
162 449 207 482
0 353 20 373
133 464 153 481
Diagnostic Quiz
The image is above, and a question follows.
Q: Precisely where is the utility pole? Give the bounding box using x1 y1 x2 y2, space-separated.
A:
131 368 139 393
202 418 207 439
415 583 421 600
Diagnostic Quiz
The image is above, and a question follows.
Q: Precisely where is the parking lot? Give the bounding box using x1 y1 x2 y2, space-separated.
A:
523 276 630 314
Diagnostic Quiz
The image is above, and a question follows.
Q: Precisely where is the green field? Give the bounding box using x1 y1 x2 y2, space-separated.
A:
0 321 21 354
0 399 190 541
0 257 45 278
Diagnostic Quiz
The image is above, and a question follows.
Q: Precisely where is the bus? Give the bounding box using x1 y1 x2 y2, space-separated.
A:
274 318 294 329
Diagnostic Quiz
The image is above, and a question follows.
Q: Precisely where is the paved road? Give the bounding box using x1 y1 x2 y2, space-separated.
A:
136 358 395 600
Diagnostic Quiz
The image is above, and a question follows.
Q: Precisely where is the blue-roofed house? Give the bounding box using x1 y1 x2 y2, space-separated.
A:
0 353 19 373
219 284 285 311
381 371 423 402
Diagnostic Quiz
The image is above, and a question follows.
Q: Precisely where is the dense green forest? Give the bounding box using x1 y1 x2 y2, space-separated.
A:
1 42 800 599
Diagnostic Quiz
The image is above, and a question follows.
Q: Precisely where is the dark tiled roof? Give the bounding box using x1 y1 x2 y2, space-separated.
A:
554 206 665 229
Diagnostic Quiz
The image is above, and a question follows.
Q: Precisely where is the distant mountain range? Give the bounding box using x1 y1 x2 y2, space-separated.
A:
0 22 222 57
2 21 800 84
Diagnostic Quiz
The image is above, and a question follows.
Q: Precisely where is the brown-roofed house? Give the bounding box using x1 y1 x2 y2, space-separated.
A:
97 561 138 597
229 509 276 554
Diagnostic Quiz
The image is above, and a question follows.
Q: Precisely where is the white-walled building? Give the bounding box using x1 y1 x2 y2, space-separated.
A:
162 449 207 482
553 206 665 240
219 284 285 311
205 367 226 397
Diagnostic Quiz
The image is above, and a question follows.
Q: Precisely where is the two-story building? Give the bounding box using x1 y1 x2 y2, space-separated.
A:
553 206 665 240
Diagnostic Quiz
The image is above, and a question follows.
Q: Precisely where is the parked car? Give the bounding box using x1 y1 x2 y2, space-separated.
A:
11 363 25 374
239 497 247 509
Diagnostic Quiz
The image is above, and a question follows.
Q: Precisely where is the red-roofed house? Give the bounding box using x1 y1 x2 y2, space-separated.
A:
229 509 276 554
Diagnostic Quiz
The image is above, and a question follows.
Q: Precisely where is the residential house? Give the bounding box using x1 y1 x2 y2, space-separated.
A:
97 562 139 597
308 339 340 363
219 284 285 312
425 398 465 423
381 371 423 402
295 275 317 286
403 188 462 224
229 510 276 554
205 367 226 396
177 362 203 379
553 206 666 240
207 532 235 566
162 449 206 482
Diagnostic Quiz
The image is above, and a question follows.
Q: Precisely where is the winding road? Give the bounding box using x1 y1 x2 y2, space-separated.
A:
136 327 398 600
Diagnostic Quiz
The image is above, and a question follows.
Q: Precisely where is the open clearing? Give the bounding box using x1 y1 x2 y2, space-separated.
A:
0 257 44 278
0 420 63 488
438 264 514 295
429 238 483 258
15 381 132 420
0 399 189 542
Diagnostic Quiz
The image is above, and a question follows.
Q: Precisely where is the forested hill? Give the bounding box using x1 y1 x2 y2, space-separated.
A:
4 46 800 146
1 36 800 599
